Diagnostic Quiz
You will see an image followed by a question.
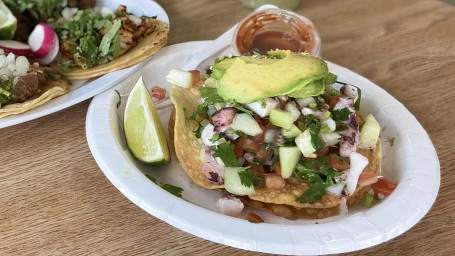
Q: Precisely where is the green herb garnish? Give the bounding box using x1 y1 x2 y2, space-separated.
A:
331 107 350 122
295 158 342 203
145 174 184 198
211 143 241 167
238 169 254 188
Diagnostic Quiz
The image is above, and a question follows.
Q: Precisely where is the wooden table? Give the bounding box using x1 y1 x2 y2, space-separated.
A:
1 0 454 254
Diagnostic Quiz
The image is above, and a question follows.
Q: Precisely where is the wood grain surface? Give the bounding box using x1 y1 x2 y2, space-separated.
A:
1 0 454 255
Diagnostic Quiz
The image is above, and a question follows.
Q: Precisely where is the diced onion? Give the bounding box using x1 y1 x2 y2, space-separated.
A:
264 129 280 143
325 182 345 196
339 197 348 215
244 152 255 163
128 14 143 26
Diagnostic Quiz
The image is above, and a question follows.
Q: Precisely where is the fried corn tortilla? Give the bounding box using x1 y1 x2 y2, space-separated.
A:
170 84 381 218
63 19 169 80
170 84 224 190
241 144 381 219
0 79 70 118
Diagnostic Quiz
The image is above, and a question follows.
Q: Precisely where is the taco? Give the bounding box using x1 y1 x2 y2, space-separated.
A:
169 50 383 219
0 51 69 118
51 5 168 80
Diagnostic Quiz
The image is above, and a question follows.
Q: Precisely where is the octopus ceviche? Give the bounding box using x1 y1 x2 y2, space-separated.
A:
168 50 396 220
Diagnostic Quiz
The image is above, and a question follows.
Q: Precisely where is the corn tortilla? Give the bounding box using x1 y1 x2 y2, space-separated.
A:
0 79 70 118
64 19 169 80
169 83 382 218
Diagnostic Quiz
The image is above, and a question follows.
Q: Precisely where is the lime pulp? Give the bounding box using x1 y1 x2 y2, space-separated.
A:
0 1 17 40
124 76 170 164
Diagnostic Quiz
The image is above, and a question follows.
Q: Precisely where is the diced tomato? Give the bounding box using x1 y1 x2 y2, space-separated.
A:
358 171 378 187
265 174 285 190
316 146 330 157
325 96 340 109
326 154 350 171
263 165 273 173
150 86 166 100
253 125 266 143
189 70 202 87
371 177 396 197
255 147 268 162
249 163 265 175
245 212 264 223
233 145 244 158
235 137 260 152
275 162 282 175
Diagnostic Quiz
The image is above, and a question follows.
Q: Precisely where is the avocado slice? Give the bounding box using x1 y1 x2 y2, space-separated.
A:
213 50 329 103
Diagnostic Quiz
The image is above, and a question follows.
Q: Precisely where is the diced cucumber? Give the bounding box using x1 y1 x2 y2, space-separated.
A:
295 129 317 158
284 102 301 121
224 167 256 195
359 114 380 149
279 146 302 178
165 69 193 88
245 98 279 118
269 109 294 130
230 113 263 136
281 124 302 138
295 97 315 107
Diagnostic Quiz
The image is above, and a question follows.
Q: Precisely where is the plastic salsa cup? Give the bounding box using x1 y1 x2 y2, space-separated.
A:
233 8 321 56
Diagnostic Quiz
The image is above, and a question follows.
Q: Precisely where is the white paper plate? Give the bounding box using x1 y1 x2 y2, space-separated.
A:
86 41 440 255
0 0 168 129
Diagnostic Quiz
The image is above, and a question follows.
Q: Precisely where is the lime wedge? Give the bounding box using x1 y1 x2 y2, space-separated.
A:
124 76 170 164
0 1 17 40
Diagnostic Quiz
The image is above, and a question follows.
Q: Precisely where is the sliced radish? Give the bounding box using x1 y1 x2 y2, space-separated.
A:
0 40 32 56
28 23 60 65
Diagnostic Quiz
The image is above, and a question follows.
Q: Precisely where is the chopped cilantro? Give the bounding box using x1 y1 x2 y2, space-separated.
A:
296 121 307 132
145 174 157 183
298 179 327 203
331 153 348 164
299 156 326 169
230 102 253 115
247 48 261 56
235 130 251 138
354 86 361 111
260 98 267 108
295 167 321 182
183 107 203 138
0 76 16 106
209 133 221 143
141 15 157 19
331 108 350 122
308 123 324 151
160 183 184 198
238 169 254 188
145 174 184 198
211 143 241 167
199 87 224 104
295 158 342 203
